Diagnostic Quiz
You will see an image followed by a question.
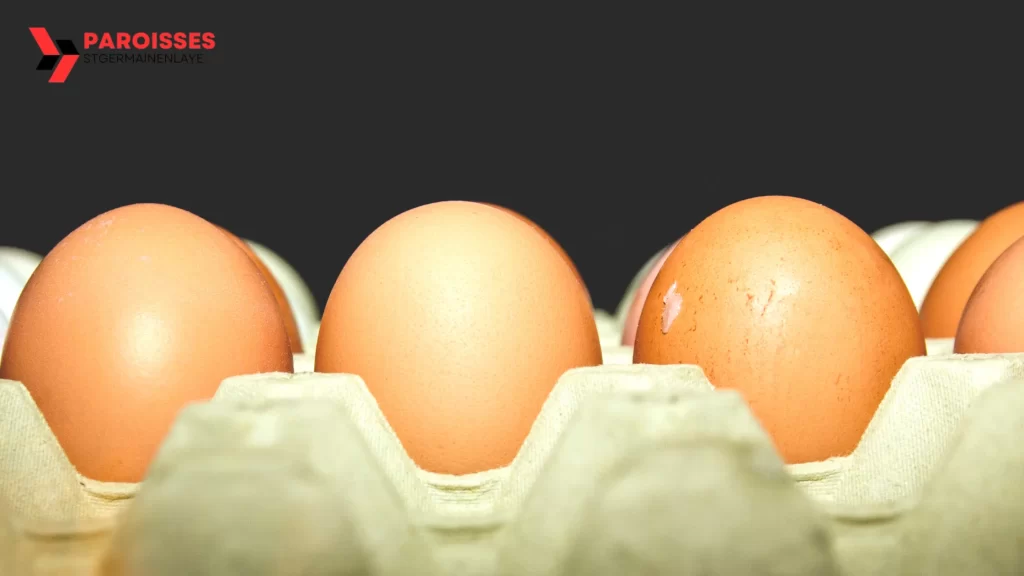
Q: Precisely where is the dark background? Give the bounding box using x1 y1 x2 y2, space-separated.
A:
1 7 1019 313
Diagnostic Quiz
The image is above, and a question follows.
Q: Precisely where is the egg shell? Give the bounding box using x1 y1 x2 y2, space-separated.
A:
0 250 43 361
920 202 1024 338
954 236 1024 353
0 204 293 482
870 221 930 255
620 239 680 346
483 204 590 304
614 241 677 331
0 247 43 285
633 196 925 464
0 262 21 348
888 220 977 310
315 201 601 475
0 308 7 352
244 240 321 350
218 229 304 354
0 249 41 332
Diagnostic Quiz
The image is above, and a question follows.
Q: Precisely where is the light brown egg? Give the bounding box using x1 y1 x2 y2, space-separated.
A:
920 202 1024 338
621 239 681 346
954 236 1024 353
633 196 925 464
218 227 304 354
316 201 601 474
0 204 293 482
483 204 590 303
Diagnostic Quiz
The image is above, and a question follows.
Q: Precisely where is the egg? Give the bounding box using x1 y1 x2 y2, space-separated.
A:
244 240 321 350
0 204 294 482
954 236 1024 354
316 201 601 474
887 220 977 310
0 266 14 350
614 242 676 330
620 239 680 346
0 249 42 358
920 202 1024 338
217 228 303 354
483 203 590 303
0 262 20 349
633 196 925 464
870 221 929 255
0 247 43 285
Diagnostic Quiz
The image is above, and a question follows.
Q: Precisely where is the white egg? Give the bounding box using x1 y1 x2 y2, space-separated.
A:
1 261 26 348
594 309 621 347
0 247 42 287
871 221 931 256
888 220 978 310
614 243 675 331
0 248 41 349
243 240 321 352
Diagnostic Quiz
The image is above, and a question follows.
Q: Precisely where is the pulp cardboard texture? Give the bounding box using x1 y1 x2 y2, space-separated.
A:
0 498 12 574
2 354 1023 574
827 375 1024 576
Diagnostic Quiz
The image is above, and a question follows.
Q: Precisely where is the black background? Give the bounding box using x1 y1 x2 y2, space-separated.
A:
1 7 1019 313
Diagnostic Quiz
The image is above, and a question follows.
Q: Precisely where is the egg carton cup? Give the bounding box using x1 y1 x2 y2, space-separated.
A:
4 351 1024 574
4 515 116 576
0 352 308 526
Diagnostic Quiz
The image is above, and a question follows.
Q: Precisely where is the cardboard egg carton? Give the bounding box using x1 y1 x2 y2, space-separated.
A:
2 347 1024 574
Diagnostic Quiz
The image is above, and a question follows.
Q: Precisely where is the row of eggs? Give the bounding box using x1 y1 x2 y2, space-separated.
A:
1 199 1023 486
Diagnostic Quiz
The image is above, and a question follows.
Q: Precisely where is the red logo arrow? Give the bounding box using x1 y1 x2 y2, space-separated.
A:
29 27 79 83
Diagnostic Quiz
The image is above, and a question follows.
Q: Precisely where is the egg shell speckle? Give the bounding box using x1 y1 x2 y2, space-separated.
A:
634 196 925 464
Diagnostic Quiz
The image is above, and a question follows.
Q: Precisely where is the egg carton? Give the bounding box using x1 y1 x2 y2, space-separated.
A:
3 346 1024 574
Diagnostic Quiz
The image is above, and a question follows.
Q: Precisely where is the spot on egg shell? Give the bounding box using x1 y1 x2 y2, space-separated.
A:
634 196 925 464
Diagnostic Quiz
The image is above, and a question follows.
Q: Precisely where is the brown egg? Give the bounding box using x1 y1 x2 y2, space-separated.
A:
483 204 590 303
316 201 601 474
920 202 1024 338
0 204 293 482
218 227 304 354
621 239 681 346
633 196 924 464
954 236 1024 353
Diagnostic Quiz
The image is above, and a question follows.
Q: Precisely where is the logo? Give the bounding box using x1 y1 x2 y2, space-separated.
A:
29 27 78 83
29 28 217 84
